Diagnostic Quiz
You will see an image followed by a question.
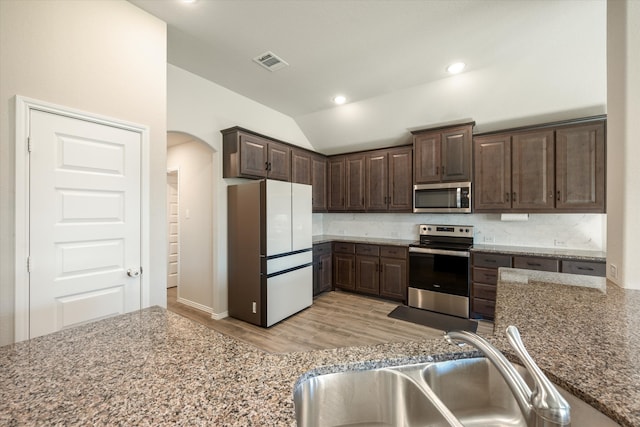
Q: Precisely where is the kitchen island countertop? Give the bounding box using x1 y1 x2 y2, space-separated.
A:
2 273 638 426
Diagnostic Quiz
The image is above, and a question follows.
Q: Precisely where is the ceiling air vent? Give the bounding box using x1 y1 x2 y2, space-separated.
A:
253 51 289 72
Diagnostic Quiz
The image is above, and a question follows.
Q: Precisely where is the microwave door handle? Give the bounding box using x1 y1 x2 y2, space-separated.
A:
456 187 461 208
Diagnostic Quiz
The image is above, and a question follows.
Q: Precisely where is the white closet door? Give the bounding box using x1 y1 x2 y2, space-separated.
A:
29 109 142 339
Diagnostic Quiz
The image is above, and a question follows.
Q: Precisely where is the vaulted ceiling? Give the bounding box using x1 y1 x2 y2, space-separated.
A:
130 0 607 154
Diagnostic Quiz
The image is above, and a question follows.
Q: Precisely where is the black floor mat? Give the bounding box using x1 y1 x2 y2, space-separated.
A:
388 305 478 333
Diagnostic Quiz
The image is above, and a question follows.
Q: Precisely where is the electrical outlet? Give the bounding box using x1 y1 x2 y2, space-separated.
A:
252 302 257 313
554 239 566 247
483 236 495 243
610 264 618 279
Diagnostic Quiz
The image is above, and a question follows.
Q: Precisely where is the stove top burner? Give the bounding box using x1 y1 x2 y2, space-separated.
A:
415 224 474 250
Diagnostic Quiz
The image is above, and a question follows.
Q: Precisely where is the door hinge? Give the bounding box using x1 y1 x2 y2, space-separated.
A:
27 256 31 273
27 137 32 153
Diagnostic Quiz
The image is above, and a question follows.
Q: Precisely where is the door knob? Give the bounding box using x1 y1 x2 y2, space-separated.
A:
127 268 140 277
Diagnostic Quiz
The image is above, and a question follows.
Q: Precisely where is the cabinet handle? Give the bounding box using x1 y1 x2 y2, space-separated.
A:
557 190 561 201
577 266 594 271
485 259 497 263
512 192 516 202
527 262 542 267
435 166 439 175
265 161 269 171
505 192 510 202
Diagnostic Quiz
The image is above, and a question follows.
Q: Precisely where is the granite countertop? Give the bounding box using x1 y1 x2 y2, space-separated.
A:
2 273 638 425
313 235 606 261
471 243 606 261
312 234 415 247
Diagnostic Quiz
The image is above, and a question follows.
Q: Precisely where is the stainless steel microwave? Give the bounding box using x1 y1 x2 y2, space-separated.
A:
413 182 472 213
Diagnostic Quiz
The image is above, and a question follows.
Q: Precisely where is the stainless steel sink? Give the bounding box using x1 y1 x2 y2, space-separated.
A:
422 357 619 427
293 368 461 427
294 357 620 427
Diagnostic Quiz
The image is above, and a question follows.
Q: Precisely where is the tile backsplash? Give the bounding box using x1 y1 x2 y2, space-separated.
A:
313 213 606 251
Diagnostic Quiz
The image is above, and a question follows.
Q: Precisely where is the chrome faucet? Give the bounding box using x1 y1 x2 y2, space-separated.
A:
444 326 571 427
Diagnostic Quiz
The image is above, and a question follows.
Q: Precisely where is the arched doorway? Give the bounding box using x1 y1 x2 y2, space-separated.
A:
166 131 215 314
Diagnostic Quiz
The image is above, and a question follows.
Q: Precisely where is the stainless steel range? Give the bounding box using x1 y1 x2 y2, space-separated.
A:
408 224 474 318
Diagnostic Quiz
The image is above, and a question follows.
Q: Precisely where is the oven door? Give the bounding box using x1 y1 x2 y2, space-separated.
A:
408 248 470 297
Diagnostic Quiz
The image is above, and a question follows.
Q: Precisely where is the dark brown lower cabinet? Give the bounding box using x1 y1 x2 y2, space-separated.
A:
313 243 332 296
472 251 606 319
333 242 355 291
337 243 407 301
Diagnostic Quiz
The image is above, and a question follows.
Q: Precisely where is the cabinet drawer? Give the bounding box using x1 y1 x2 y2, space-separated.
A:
333 242 355 254
561 260 606 277
472 298 495 318
313 242 332 256
356 244 380 256
513 256 559 272
473 253 512 268
473 283 497 301
380 246 406 259
472 268 499 285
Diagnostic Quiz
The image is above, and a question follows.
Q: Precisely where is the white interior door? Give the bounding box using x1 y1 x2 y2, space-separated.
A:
167 171 179 288
29 109 142 339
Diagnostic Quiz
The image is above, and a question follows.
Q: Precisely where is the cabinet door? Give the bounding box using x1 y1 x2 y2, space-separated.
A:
413 132 441 183
311 154 328 212
291 149 312 185
355 255 380 295
318 253 333 293
267 142 291 181
333 253 355 290
473 134 512 211
388 147 413 211
555 122 605 212
328 157 346 211
511 130 555 211
239 134 268 177
441 126 472 182
365 150 388 211
379 257 407 300
345 154 366 211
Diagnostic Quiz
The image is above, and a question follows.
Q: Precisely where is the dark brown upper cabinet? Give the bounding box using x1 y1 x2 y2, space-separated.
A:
473 133 512 211
345 154 366 211
291 148 312 185
311 154 328 212
222 127 291 181
365 147 413 212
555 122 606 212
328 156 346 211
473 118 606 213
413 123 473 184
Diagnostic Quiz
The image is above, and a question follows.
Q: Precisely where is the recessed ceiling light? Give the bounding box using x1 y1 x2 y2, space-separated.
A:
333 95 347 105
446 62 466 74
180 0 198 4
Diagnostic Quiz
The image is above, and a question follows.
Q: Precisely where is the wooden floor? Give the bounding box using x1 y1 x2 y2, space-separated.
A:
167 287 493 354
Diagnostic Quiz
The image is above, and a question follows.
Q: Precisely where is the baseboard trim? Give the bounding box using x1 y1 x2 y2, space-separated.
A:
211 311 229 320
176 297 213 314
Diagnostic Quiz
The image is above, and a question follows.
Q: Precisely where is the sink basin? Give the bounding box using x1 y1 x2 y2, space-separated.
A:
294 357 620 427
422 357 619 427
293 368 461 427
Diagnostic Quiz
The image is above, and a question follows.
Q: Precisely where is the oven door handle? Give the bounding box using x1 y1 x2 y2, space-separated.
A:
409 247 470 258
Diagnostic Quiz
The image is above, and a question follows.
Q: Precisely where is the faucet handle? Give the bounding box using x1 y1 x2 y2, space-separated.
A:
506 326 571 426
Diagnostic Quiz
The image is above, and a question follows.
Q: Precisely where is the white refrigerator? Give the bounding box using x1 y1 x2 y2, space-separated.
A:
228 179 313 327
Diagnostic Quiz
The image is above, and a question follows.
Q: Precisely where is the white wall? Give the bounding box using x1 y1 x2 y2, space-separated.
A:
606 0 640 289
319 213 606 252
0 0 167 345
167 64 312 317
167 139 214 311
